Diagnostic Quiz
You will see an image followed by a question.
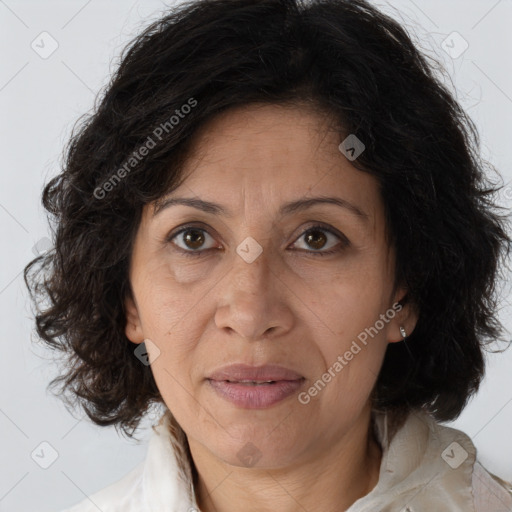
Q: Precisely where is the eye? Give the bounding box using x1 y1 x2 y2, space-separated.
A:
166 222 350 258
291 224 349 256
167 224 218 256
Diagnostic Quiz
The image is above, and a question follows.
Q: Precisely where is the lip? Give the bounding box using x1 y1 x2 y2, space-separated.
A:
207 363 304 382
206 364 305 409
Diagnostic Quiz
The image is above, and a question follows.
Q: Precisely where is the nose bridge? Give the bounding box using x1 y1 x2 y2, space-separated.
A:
230 235 274 299
214 237 291 340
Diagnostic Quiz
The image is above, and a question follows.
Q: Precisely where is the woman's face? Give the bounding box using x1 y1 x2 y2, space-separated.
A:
125 104 417 468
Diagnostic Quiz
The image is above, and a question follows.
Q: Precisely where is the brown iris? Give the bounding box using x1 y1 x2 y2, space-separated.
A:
183 229 205 250
304 229 327 250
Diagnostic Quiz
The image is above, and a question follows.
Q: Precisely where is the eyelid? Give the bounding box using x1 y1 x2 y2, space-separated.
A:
293 222 349 246
166 221 221 250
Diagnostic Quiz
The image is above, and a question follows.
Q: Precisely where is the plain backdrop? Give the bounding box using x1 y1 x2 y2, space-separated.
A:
1 1 511 510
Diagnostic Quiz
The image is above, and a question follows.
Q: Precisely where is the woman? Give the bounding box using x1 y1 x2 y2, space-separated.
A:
24 0 512 510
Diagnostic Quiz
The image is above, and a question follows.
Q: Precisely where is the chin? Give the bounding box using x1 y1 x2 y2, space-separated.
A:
204 426 305 470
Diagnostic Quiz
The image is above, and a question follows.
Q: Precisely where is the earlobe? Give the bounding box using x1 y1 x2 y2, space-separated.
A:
388 288 419 343
124 293 145 344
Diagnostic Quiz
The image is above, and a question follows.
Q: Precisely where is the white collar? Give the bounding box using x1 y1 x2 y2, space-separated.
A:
140 408 507 512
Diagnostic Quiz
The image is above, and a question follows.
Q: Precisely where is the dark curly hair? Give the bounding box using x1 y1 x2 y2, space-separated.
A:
24 0 512 439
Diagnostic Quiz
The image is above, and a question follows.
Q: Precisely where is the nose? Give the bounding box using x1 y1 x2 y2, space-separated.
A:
213 244 294 341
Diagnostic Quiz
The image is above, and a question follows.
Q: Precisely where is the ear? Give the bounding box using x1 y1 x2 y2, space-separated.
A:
387 286 419 344
124 292 145 344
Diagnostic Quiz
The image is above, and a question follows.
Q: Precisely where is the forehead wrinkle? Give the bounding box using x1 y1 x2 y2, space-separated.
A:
154 106 377 235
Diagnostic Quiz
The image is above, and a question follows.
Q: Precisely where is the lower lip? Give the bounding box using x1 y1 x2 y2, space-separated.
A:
207 379 305 409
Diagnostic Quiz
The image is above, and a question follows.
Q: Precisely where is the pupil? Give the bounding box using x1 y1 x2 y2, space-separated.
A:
306 230 326 250
184 229 204 249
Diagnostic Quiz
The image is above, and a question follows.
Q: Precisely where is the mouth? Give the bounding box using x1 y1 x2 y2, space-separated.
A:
206 364 305 409
207 363 304 382
222 380 278 385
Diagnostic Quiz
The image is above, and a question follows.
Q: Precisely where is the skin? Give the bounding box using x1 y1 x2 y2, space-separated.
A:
125 103 418 512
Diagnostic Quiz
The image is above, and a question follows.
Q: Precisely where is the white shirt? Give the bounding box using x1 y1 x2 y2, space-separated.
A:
59 409 512 512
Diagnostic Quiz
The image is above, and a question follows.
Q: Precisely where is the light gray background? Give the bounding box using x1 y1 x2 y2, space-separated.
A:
1 1 511 511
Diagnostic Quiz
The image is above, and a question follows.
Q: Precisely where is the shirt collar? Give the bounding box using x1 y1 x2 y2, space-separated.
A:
348 408 476 511
143 407 477 511
142 410 196 510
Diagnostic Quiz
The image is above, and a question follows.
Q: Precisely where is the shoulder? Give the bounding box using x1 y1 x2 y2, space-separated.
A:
58 460 145 512
56 412 197 512
472 460 512 512
419 412 512 512
366 409 512 511
420 413 512 511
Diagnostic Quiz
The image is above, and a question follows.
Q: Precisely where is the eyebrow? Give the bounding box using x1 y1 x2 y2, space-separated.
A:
153 195 369 221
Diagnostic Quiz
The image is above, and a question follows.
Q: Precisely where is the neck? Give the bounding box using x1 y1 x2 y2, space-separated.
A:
189 405 382 512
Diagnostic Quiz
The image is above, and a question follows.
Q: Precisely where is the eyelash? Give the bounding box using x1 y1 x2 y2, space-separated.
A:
166 223 350 258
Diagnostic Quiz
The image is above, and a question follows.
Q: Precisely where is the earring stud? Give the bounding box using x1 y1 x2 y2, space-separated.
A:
399 326 407 339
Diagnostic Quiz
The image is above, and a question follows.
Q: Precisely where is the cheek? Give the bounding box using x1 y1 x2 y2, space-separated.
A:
321 287 392 376
135 286 202 381
309 275 393 403
138 258 203 331
303 267 390 338
310 332 388 420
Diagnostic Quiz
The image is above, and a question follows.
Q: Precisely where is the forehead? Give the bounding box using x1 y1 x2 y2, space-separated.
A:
155 103 381 221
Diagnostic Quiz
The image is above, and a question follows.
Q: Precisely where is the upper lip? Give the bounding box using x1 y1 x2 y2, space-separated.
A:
207 364 304 382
